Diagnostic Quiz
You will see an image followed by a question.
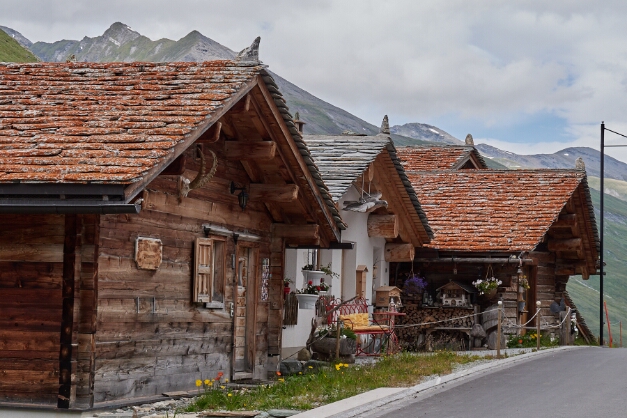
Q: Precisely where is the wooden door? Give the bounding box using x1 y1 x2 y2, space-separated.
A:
232 244 258 380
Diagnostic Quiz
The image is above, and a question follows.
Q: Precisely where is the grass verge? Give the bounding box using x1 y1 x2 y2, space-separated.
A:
185 351 487 413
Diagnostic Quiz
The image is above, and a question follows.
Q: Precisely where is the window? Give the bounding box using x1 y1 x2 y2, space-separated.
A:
193 237 226 308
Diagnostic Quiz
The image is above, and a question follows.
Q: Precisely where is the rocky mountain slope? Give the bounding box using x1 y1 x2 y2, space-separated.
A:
476 144 627 180
0 27 38 62
0 25 33 49
390 123 463 145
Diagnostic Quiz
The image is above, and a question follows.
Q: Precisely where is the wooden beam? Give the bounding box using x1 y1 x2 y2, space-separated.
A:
224 141 276 160
548 238 582 253
249 184 299 203
273 223 319 240
553 214 577 227
384 243 415 262
196 122 222 144
59 214 79 409
367 214 398 238
580 265 590 280
159 154 186 176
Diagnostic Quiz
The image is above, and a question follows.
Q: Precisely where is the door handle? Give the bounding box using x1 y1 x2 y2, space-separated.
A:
230 302 235 318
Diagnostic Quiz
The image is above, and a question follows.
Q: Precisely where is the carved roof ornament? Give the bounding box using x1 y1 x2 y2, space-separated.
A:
235 36 261 64
575 157 586 171
294 111 300 121
343 191 388 213
179 145 218 201
380 115 391 135
465 134 474 146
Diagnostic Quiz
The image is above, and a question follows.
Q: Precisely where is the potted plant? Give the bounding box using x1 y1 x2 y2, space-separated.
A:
295 278 331 309
302 262 339 285
472 276 502 297
518 276 530 293
283 277 293 298
402 273 427 303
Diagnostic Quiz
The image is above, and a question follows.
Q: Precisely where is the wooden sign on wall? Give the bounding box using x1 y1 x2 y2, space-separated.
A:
135 237 163 270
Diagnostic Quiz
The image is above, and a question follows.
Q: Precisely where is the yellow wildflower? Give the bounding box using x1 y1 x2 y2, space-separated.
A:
195 380 202 387
220 385 225 389
228 393 233 397
308 366 313 369
278 378 285 382
204 379 210 385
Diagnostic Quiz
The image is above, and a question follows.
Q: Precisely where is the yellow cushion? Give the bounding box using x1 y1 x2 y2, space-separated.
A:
357 313 369 326
339 313 370 329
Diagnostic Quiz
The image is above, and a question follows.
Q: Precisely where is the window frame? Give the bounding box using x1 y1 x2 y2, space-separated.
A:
193 236 227 308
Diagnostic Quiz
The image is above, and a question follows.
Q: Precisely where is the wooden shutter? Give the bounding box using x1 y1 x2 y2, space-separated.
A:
193 238 212 303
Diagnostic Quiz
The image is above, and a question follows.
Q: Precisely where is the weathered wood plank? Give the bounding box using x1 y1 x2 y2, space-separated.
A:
95 337 232 360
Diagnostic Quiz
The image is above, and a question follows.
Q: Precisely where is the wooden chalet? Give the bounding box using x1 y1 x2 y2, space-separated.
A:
394 166 599 348
0 40 346 410
302 117 432 297
281 118 433 355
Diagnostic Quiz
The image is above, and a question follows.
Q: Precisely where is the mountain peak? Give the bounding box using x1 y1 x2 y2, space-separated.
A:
102 22 140 46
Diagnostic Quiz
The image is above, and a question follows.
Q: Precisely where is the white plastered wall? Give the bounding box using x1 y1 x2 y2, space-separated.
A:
281 185 391 357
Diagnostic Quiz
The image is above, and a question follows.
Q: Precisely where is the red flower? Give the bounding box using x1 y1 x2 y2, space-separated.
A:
316 286 321 291
308 280 313 285
320 278 325 282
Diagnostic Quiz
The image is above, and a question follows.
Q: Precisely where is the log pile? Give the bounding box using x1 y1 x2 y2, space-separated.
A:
397 305 474 351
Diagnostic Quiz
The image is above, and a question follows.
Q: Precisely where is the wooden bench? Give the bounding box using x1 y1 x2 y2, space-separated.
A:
326 297 396 356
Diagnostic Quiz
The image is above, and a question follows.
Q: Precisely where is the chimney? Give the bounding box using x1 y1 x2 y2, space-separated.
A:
294 111 306 134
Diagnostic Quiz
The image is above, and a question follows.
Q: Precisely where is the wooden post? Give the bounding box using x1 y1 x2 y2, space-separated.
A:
559 311 568 346
335 324 341 360
621 322 623 348
604 300 613 347
497 301 502 358
536 301 541 351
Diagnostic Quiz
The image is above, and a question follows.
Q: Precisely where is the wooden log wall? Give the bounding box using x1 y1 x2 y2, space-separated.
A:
92 145 275 406
0 214 65 406
530 251 559 329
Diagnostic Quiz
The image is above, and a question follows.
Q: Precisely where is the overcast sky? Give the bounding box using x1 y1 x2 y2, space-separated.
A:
3 0 627 161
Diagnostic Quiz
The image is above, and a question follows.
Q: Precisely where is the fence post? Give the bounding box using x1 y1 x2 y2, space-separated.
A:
536 301 541 350
497 300 502 358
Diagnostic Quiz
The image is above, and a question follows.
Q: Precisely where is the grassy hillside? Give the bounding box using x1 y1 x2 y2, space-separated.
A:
567 184 627 343
0 29 37 62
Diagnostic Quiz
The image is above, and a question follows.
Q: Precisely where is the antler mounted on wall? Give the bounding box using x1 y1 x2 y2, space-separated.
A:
178 145 218 201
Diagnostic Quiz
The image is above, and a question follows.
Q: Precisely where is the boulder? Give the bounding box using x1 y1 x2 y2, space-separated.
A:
297 348 311 361
279 359 303 376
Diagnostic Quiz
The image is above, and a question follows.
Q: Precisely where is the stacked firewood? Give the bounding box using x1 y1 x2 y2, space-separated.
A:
397 305 474 351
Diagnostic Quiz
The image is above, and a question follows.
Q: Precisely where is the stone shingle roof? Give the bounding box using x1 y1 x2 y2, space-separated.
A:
0 61 264 183
0 61 345 231
407 169 592 252
397 145 488 171
304 134 391 201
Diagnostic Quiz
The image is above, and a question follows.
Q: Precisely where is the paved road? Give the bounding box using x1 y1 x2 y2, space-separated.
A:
361 347 627 418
